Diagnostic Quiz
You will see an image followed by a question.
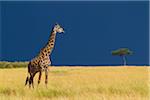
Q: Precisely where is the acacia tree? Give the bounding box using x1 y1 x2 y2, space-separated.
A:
111 48 133 66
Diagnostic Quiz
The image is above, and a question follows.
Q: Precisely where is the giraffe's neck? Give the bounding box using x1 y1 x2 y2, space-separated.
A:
39 30 57 57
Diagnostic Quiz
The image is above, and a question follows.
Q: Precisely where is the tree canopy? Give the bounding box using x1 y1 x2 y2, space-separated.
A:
112 48 133 56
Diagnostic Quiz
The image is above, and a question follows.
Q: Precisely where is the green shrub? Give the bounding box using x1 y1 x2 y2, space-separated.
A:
0 61 28 68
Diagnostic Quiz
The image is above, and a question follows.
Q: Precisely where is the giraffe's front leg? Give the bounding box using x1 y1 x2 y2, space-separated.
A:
45 66 48 88
29 71 37 89
29 74 34 88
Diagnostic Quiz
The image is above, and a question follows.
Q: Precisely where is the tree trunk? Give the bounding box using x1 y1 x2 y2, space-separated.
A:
122 55 126 66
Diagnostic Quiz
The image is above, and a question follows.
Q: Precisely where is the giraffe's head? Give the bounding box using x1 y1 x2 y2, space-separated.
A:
53 23 65 33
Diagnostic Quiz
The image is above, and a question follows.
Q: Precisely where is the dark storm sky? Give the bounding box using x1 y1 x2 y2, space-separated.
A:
1 1 149 65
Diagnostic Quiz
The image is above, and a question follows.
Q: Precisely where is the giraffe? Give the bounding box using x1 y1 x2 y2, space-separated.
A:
25 23 64 88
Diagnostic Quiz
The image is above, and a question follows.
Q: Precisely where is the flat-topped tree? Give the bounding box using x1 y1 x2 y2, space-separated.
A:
112 48 133 66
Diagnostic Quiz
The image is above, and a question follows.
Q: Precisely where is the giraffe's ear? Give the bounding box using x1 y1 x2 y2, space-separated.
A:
55 22 59 25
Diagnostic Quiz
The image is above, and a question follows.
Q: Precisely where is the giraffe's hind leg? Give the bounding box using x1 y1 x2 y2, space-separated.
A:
29 73 36 89
31 75 34 88
25 62 31 86
29 75 33 88
25 75 29 86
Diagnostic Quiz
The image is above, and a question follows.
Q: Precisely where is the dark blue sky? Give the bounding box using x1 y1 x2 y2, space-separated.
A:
0 1 149 65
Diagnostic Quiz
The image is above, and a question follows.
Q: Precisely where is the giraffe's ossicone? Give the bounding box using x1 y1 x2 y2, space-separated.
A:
25 23 65 88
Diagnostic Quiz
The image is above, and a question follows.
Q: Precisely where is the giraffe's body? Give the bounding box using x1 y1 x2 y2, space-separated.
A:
25 24 64 88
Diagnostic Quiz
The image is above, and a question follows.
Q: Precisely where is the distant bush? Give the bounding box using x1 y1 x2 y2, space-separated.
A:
5 64 14 68
0 61 28 68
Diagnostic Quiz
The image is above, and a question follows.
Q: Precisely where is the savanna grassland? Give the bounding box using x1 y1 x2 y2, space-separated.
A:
0 66 149 100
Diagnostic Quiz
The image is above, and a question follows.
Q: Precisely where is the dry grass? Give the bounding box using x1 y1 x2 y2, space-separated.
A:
0 66 149 100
